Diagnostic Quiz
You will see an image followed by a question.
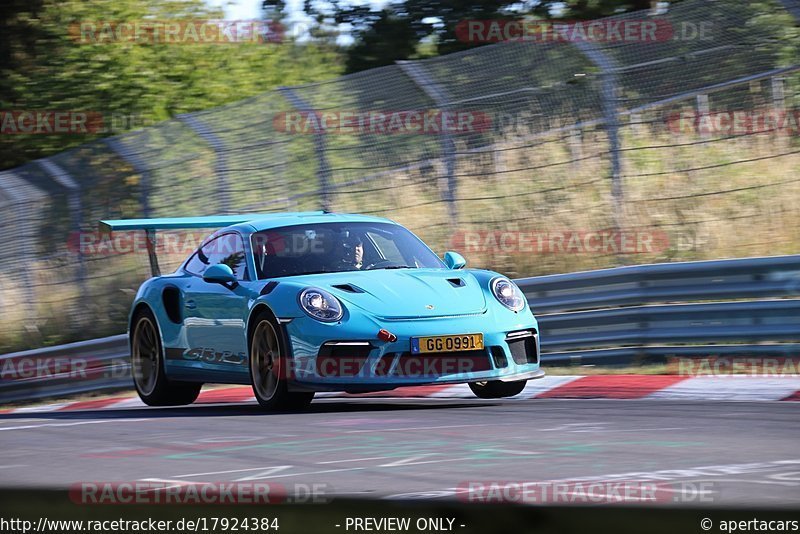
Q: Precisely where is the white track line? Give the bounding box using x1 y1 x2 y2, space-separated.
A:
648 376 800 401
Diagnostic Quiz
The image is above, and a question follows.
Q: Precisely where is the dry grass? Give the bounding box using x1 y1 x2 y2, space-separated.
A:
332 113 800 279
543 364 672 375
1 100 799 354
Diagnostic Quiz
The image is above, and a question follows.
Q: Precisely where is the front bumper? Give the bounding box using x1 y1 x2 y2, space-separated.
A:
283 309 543 392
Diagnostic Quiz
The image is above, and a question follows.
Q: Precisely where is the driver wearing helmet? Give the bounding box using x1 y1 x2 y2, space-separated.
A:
340 233 364 270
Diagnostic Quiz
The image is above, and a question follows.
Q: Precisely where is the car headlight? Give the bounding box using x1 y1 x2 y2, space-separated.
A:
298 288 344 322
491 277 525 312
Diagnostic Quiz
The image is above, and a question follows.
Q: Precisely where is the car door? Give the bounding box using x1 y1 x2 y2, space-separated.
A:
182 232 252 374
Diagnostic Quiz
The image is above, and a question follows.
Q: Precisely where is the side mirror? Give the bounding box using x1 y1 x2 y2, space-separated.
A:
443 251 466 270
203 264 237 284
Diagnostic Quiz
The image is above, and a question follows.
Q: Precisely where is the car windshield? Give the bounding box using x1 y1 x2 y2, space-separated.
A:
251 222 445 279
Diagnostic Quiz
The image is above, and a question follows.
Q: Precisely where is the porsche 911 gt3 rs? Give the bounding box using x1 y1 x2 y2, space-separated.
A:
101 212 544 409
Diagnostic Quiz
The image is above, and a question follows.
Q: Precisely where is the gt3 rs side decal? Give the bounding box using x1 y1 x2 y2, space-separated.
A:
165 347 247 366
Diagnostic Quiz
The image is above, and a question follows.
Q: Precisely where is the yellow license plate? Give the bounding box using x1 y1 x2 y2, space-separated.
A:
411 333 484 354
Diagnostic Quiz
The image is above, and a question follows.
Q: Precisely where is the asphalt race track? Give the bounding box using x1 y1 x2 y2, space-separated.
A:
1 398 799 507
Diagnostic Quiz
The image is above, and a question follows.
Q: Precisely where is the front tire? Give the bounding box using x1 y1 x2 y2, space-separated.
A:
131 308 202 406
468 379 527 399
249 311 314 411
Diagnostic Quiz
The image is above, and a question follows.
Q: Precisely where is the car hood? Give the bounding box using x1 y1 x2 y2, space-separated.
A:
295 268 488 319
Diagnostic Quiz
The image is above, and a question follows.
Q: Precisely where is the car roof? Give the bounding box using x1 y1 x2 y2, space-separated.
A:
228 211 399 233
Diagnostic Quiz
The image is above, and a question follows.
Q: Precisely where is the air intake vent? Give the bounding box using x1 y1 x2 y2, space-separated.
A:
447 278 465 287
506 330 539 365
332 284 364 293
490 346 508 368
260 281 279 295
162 286 182 324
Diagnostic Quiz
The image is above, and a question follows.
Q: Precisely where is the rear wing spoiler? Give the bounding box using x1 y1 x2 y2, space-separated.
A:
98 214 278 233
98 214 279 277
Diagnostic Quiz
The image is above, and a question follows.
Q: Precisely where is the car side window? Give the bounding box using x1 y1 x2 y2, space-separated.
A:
185 233 248 280
368 231 405 264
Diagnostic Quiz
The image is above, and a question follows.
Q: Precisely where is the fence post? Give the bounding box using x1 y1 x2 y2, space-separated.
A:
696 93 710 140
397 60 459 226
104 137 160 277
0 171 47 329
278 87 332 212
572 42 624 241
629 111 645 136
771 77 789 146
568 128 583 172
772 77 787 110
176 113 231 214
37 159 89 314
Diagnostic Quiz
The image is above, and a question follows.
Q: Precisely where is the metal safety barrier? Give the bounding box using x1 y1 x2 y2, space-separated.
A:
1 254 799 403
519 254 800 365
0 335 129 403
518 254 800 313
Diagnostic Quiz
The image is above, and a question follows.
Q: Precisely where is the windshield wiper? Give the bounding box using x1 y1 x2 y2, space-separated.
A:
381 265 412 270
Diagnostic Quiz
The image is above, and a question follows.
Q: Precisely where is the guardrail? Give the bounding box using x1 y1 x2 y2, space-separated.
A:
2 254 799 403
518 254 800 313
519 255 800 365
0 335 129 403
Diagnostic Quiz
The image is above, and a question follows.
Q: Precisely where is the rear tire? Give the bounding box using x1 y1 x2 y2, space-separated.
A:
468 379 527 399
131 308 202 406
249 310 314 411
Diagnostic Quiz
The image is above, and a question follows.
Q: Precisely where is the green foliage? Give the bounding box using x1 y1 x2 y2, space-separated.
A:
529 0 659 19
295 0 688 73
0 0 343 169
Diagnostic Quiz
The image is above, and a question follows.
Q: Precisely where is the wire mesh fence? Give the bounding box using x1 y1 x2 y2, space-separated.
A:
0 0 798 351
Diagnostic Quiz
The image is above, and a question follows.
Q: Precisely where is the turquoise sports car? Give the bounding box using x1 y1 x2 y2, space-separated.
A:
102 212 543 410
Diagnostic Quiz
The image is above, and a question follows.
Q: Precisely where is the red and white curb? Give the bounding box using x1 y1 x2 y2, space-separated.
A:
2 374 800 413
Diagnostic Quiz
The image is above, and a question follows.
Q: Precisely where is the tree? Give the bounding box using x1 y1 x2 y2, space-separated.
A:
0 0 344 170
283 0 670 73
530 0 657 19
